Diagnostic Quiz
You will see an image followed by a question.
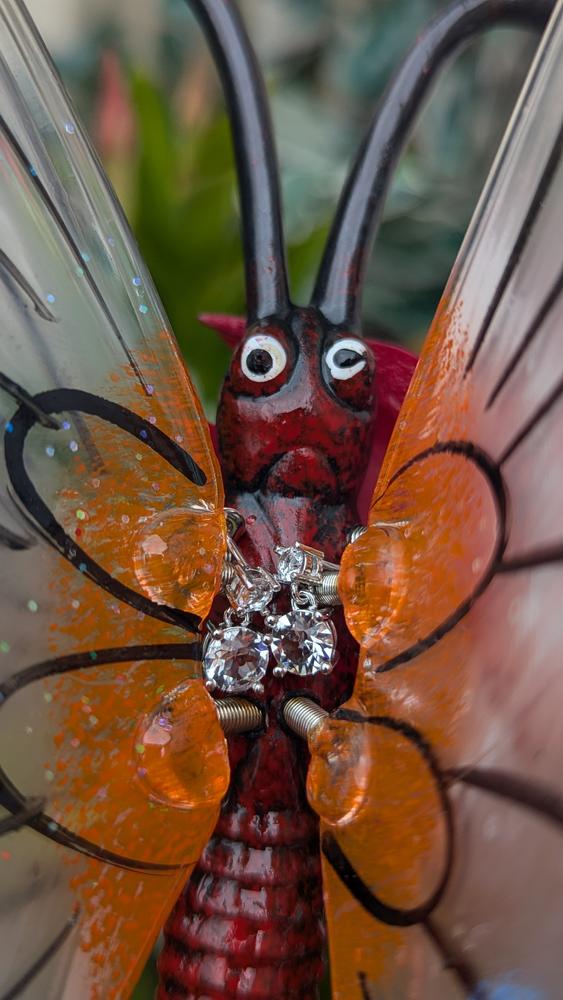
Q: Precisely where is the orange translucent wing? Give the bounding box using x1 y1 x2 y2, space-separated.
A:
310 6 563 998
0 2 228 997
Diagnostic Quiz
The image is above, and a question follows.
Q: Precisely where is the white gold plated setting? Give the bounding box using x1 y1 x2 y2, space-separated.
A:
202 510 345 694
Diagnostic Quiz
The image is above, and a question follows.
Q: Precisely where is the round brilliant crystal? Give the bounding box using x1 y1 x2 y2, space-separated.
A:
203 626 269 692
270 611 336 676
225 568 275 612
276 546 307 583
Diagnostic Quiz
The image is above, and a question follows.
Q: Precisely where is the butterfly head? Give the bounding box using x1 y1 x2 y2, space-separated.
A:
212 308 377 501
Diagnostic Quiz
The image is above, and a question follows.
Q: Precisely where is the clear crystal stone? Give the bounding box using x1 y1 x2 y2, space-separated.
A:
276 546 307 582
225 567 275 612
270 611 336 676
203 626 269 692
276 543 324 584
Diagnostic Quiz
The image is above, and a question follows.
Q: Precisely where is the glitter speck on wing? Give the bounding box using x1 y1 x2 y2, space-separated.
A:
141 533 168 557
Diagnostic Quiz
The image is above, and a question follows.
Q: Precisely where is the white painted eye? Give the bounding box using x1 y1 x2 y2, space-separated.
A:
241 334 288 383
325 338 368 380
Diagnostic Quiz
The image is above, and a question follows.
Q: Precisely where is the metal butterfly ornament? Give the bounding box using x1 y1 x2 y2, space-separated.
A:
1 0 563 999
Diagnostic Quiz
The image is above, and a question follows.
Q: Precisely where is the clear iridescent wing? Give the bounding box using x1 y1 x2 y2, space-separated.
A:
0 1 228 997
309 4 563 997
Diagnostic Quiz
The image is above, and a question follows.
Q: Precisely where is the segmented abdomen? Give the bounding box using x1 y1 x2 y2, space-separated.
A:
157 803 325 999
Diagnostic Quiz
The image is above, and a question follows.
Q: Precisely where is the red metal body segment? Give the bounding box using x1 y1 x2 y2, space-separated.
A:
158 311 416 998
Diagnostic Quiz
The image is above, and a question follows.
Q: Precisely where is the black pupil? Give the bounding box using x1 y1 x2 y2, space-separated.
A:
247 348 273 375
334 348 362 368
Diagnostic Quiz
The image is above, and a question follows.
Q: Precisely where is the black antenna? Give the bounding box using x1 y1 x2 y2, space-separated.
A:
312 0 555 329
186 0 290 323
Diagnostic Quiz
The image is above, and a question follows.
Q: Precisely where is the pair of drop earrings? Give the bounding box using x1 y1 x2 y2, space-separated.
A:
202 511 341 695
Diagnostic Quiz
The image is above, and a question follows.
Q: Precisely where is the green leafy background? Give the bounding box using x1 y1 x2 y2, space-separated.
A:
50 0 538 993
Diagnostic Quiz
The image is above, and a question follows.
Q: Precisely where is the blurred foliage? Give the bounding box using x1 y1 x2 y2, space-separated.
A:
50 0 540 996
133 956 159 999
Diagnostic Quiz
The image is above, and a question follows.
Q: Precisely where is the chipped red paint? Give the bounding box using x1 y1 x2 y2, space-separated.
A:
157 310 416 999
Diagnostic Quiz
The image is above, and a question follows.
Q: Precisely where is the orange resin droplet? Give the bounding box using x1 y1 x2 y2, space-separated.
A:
307 709 371 827
136 681 230 809
338 524 408 647
134 504 226 618
339 448 498 663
